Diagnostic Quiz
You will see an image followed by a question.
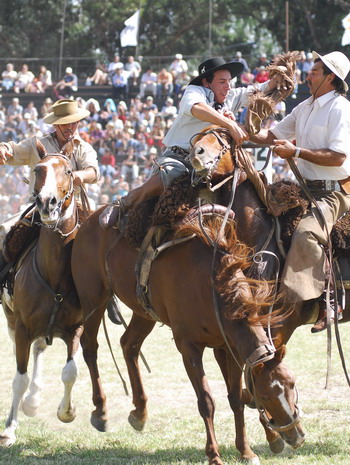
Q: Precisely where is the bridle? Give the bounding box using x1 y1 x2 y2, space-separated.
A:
32 153 78 238
244 345 301 434
190 127 234 189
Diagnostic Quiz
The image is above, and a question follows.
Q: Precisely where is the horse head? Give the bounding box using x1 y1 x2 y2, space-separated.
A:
245 344 305 450
33 146 76 235
190 126 235 184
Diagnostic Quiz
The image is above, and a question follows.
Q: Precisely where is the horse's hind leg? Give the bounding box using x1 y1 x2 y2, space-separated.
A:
120 313 156 432
0 324 30 447
57 325 84 423
213 348 261 464
179 342 223 465
21 338 47 417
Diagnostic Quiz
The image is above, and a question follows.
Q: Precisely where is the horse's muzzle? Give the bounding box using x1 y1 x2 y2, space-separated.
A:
36 194 59 221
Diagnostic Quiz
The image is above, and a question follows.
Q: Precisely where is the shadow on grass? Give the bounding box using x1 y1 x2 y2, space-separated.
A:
2 439 349 465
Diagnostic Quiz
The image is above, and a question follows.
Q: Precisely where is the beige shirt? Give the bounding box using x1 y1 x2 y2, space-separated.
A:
1 132 99 199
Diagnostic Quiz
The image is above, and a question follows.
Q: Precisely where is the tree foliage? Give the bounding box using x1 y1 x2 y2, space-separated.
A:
0 0 349 64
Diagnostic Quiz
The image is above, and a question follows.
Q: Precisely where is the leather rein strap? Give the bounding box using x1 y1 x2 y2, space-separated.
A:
32 248 63 346
287 157 350 388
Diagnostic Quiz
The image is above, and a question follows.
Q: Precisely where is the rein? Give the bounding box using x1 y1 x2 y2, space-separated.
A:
32 248 63 346
30 152 79 345
287 157 350 389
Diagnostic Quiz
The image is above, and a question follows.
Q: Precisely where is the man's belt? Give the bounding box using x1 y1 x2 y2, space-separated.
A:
305 179 342 192
170 146 190 158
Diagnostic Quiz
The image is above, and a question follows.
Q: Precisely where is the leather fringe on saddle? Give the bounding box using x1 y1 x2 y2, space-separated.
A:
235 147 308 217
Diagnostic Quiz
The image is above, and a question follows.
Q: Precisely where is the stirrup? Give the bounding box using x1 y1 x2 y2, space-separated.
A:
311 305 343 333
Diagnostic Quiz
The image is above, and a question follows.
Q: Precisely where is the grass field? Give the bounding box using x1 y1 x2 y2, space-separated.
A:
0 303 350 465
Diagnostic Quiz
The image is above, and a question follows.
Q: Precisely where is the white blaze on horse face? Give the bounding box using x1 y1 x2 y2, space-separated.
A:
38 159 61 200
271 379 294 416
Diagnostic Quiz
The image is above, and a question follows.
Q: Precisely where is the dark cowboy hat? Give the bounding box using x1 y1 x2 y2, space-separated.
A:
189 57 244 86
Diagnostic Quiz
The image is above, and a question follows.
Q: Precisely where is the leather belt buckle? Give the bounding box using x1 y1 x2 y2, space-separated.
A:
325 180 333 190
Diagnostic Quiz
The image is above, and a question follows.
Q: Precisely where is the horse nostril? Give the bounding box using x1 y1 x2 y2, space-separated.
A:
49 196 57 207
36 196 43 209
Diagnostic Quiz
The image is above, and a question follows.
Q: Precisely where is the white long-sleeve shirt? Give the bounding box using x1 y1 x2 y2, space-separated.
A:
272 90 350 180
163 82 269 150
1 132 99 199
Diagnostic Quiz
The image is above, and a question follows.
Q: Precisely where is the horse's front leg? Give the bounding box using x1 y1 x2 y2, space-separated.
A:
180 342 222 465
213 348 260 465
120 313 156 431
80 309 109 432
0 323 30 447
57 325 84 423
21 337 47 418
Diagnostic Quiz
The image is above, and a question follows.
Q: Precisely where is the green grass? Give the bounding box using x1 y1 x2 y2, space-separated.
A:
0 305 350 465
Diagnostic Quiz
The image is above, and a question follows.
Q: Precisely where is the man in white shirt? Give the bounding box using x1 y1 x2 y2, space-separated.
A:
118 56 283 212
251 51 350 332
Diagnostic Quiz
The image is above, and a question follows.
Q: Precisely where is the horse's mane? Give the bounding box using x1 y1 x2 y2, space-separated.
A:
175 217 287 327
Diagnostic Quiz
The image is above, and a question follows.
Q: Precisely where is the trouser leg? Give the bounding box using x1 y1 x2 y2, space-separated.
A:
281 191 350 302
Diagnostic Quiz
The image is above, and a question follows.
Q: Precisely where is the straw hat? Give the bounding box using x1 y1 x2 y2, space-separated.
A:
312 51 350 91
189 57 244 86
43 99 90 125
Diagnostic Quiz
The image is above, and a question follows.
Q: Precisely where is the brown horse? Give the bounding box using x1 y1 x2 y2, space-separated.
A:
0 149 85 447
189 125 350 351
72 191 304 463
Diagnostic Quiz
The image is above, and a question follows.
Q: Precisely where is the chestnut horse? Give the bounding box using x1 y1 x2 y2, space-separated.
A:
0 149 85 446
189 125 350 350
72 195 304 463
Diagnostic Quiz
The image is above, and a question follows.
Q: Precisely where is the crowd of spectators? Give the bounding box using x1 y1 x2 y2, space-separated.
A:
0 51 305 222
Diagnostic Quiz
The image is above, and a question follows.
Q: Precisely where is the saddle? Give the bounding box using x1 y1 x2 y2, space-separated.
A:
1 213 40 294
99 174 236 318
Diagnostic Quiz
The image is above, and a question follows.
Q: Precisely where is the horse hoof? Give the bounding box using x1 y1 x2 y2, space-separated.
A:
0 435 15 447
57 405 76 423
269 437 285 454
90 413 109 432
21 399 39 417
57 411 76 423
239 456 260 465
128 411 145 431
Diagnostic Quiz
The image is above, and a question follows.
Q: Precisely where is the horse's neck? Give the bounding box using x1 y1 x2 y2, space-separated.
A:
232 180 272 248
35 228 74 284
232 319 272 362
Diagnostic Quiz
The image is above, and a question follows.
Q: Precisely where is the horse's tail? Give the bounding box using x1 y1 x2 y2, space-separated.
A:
176 216 288 327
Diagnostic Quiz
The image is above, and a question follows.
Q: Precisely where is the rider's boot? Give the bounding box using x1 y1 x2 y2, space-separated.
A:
106 295 122 325
118 173 164 214
311 289 343 333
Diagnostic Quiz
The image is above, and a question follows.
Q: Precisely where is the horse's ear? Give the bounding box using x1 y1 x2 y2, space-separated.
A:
36 139 46 160
252 362 264 376
275 344 287 362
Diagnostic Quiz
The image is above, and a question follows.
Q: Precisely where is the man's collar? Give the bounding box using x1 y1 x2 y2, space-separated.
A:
311 89 338 107
201 85 215 102
52 131 81 150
